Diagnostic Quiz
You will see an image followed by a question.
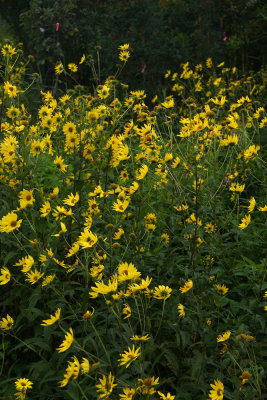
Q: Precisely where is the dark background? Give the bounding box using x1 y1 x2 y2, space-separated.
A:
0 0 266 93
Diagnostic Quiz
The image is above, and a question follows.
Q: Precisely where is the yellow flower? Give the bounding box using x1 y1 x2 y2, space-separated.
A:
0 314 14 330
217 330 231 342
79 54 85 64
122 303 131 319
120 169 129 182
15 255 34 273
158 392 175 400
119 388 136 400
77 229 98 249
52 206 72 220
179 279 193 293
40 201 51 217
63 192 79 206
205 223 216 234
229 182 245 193
130 334 150 341
118 43 130 50
41 308 61 326
174 204 188 212
63 122 76 135
57 328 74 353
128 276 152 293
41 274 56 286
177 304 185 318
112 198 130 212
118 345 141 368
96 372 117 399
82 307 95 320
4 81 18 98
220 134 238 146
171 156 181 168
216 284 229 295
161 233 170 244
0 212 22 233
137 377 159 395
258 204 267 211
208 379 224 400
248 197 256 213
68 63 78 72
97 85 110 99
1 44 17 57
239 370 252 387
19 189 35 209
161 98 174 108
119 50 130 62
58 356 80 387
14 378 33 393
54 156 68 173
239 214 251 229
0 267 11 285
242 144 260 162
26 269 44 284
89 277 118 297
55 63 64 74
135 164 148 180
49 187 59 199
211 96 226 106
113 227 124 240
153 285 172 300
6 106 20 119
81 357 90 373
118 262 141 283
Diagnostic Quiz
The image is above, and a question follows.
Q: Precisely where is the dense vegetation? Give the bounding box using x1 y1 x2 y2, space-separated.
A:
0 39 266 400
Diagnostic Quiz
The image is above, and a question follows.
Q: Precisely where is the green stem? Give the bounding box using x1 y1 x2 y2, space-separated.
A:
89 319 111 366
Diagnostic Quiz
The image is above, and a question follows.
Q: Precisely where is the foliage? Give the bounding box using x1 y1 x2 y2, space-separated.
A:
0 42 267 400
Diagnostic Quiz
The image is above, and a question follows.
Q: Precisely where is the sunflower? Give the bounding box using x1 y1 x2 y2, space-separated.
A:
58 356 80 387
4 81 18 98
119 50 130 62
118 345 141 368
0 314 14 330
41 308 61 326
40 201 51 217
77 229 98 249
179 279 193 293
96 372 117 399
54 155 68 173
153 285 172 300
130 334 150 341
68 63 78 72
118 262 140 283
55 62 64 74
177 304 185 318
30 139 44 156
0 211 22 233
14 378 33 393
217 331 231 342
19 189 35 209
216 284 229 295
0 266 11 285
119 388 136 400
112 198 130 213
57 328 74 353
6 106 20 119
208 379 224 400
63 122 76 135
238 214 251 229
26 269 44 284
